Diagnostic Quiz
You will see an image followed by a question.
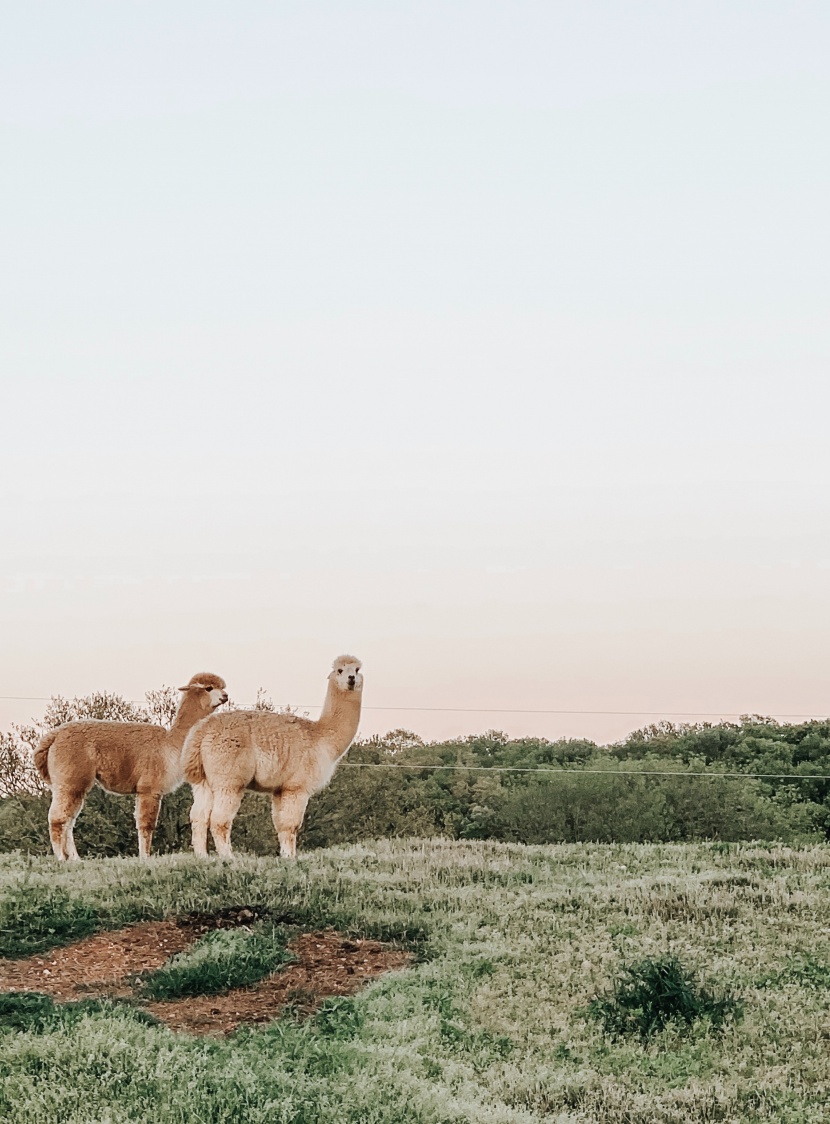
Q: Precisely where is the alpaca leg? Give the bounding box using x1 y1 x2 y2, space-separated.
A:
48 791 86 862
64 810 82 861
209 788 244 857
189 785 214 857
135 792 162 859
271 790 310 859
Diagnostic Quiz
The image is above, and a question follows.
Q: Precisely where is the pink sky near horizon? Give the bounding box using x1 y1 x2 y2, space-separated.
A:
2 543 828 746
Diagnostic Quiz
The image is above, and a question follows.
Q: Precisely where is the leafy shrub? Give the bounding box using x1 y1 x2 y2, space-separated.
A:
1 705 827 855
140 924 292 1000
588 955 741 1039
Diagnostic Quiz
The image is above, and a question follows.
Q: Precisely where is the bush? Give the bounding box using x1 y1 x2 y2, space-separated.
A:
588 955 742 1039
0 702 826 855
461 765 814 845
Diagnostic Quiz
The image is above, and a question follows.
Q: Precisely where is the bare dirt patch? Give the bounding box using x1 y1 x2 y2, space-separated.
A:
0 914 411 1035
0 920 192 1001
147 931 411 1035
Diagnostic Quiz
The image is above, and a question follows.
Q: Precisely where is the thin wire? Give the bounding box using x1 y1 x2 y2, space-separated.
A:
1 690 826 782
345 706 828 718
0 696 74 702
341 762 830 781
0 695 826 720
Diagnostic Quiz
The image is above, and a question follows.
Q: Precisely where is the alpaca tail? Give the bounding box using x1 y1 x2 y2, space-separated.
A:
182 727 207 786
34 730 58 786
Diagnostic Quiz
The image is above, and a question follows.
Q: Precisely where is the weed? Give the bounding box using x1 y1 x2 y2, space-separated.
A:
280 986 320 1018
759 953 830 990
588 955 742 1039
313 996 364 1039
608 923 639 938
464 957 495 979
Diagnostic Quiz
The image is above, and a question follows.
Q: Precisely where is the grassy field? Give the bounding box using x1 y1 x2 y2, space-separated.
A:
1 839 830 1123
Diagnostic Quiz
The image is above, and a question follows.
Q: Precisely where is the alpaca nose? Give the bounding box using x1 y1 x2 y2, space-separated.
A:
348 675 356 688
220 691 228 703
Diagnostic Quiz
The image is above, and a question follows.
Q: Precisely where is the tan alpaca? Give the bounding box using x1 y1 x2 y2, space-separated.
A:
34 673 228 861
184 656 363 858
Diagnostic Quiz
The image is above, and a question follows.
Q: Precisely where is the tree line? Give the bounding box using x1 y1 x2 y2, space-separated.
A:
1 690 827 857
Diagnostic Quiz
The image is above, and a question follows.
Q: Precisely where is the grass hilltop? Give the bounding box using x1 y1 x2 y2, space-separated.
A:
1 838 830 1123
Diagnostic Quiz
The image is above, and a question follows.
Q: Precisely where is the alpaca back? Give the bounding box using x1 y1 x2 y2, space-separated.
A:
185 710 331 795
42 721 177 796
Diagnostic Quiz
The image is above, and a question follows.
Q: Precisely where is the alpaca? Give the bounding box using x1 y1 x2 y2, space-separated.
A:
34 673 228 861
184 655 363 858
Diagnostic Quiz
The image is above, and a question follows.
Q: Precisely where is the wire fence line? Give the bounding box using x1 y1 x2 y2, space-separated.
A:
3 694 830 784
341 762 830 781
0 695 827 720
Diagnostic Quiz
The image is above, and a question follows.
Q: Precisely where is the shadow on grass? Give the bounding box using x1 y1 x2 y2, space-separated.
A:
0 991 160 1034
0 886 100 958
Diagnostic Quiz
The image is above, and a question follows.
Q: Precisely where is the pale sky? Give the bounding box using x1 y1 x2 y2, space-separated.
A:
2 2 829 744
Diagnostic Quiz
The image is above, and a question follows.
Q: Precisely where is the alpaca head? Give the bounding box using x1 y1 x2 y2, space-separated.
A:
329 655 363 694
179 672 228 712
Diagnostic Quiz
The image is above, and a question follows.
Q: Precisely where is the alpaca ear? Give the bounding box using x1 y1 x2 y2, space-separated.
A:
178 684 191 691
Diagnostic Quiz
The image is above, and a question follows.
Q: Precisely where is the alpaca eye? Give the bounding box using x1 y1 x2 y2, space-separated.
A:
337 669 342 674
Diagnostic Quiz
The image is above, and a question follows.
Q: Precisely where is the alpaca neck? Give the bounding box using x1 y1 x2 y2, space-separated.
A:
168 694 207 751
316 685 362 761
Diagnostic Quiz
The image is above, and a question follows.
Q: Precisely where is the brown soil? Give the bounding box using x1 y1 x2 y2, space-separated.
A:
0 915 411 1036
0 920 192 1001
147 931 411 1035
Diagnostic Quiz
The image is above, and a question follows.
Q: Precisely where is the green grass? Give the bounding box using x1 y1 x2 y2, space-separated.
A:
587 954 741 1039
0 991 160 1033
0 882 100 957
140 923 293 1000
1 840 830 1122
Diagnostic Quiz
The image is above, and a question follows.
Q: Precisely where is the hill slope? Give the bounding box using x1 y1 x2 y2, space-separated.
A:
1 839 829 1123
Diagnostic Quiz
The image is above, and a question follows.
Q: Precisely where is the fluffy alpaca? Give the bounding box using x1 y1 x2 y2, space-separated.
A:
184 655 363 858
35 673 228 861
